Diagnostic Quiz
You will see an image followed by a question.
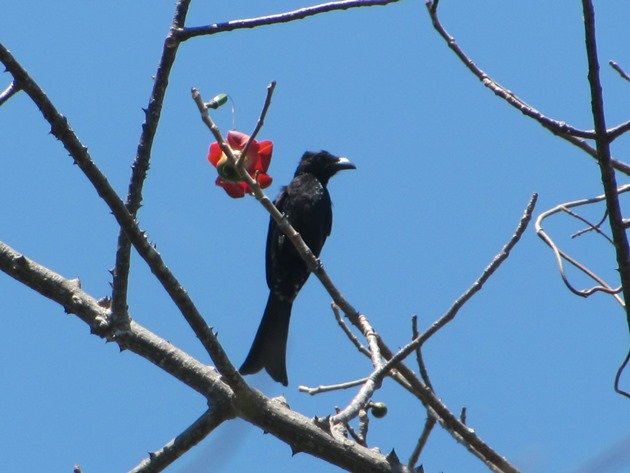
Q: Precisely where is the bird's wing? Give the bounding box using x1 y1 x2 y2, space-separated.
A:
265 188 288 288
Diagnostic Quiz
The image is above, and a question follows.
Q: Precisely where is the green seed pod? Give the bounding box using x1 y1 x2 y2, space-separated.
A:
206 93 229 109
369 402 388 418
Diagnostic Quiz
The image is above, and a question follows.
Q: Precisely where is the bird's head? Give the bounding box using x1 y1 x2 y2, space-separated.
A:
295 150 356 185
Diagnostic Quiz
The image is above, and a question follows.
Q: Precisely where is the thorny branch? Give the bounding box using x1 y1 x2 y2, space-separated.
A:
110 0 193 325
0 41 243 391
425 0 630 175
582 0 630 398
128 408 233 473
193 86 522 472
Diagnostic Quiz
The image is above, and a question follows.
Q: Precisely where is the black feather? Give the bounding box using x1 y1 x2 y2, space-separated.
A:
239 151 355 385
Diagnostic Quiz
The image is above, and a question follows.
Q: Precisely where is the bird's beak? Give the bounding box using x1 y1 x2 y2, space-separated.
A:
335 156 356 171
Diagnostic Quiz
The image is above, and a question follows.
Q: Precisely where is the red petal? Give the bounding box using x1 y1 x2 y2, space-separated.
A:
227 130 249 150
223 183 246 198
257 173 272 189
256 141 273 172
208 143 222 167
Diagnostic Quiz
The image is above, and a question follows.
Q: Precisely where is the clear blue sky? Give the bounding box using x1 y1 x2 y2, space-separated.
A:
2 1 630 472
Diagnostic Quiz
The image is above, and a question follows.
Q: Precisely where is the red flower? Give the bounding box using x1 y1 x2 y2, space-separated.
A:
207 130 273 198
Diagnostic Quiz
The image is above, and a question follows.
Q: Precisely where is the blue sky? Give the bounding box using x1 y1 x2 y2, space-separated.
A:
2 1 630 472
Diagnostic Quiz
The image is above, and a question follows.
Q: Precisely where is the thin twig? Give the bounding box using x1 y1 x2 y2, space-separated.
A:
571 209 608 239
562 207 613 245
333 303 371 357
581 1 630 333
0 80 21 106
535 184 629 305
110 0 192 325
333 195 537 427
610 60 630 82
420 194 537 345
407 415 436 470
407 316 437 469
299 377 369 395
128 408 232 473
176 0 401 40
238 81 276 168
194 85 521 473
614 349 630 398
607 120 630 142
425 1 630 173
411 315 432 390
0 44 243 388
330 313 383 424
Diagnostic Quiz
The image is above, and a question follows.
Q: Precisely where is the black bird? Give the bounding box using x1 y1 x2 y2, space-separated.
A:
239 151 356 386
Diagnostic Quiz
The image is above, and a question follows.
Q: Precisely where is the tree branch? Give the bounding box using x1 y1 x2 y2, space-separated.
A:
582 0 630 396
193 87 521 471
0 240 408 472
0 80 21 107
535 188 627 305
110 0 192 325
0 43 244 389
176 0 401 40
128 408 231 473
0 241 232 401
424 1 630 176
609 60 630 82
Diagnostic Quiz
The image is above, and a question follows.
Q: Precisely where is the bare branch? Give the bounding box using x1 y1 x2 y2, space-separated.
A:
193 86 522 473
607 120 630 142
563 207 613 246
238 81 276 168
571 209 608 239
0 240 232 402
0 241 404 473
614 349 630 398
129 408 232 473
0 45 244 388
333 303 371 357
370 193 536 379
610 60 630 82
411 315 432 390
176 1 401 41
299 377 369 395
407 415 436 470
535 187 629 304
111 0 192 324
582 0 630 328
330 312 384 425
424 1 630 176
416 193 537 346
0 80 21 106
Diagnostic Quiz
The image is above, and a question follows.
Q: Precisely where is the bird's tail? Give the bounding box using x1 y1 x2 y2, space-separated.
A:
239 292 292 386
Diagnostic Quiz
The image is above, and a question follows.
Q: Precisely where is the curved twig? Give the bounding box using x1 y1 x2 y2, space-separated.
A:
535 187 630 305
425 0 630 175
